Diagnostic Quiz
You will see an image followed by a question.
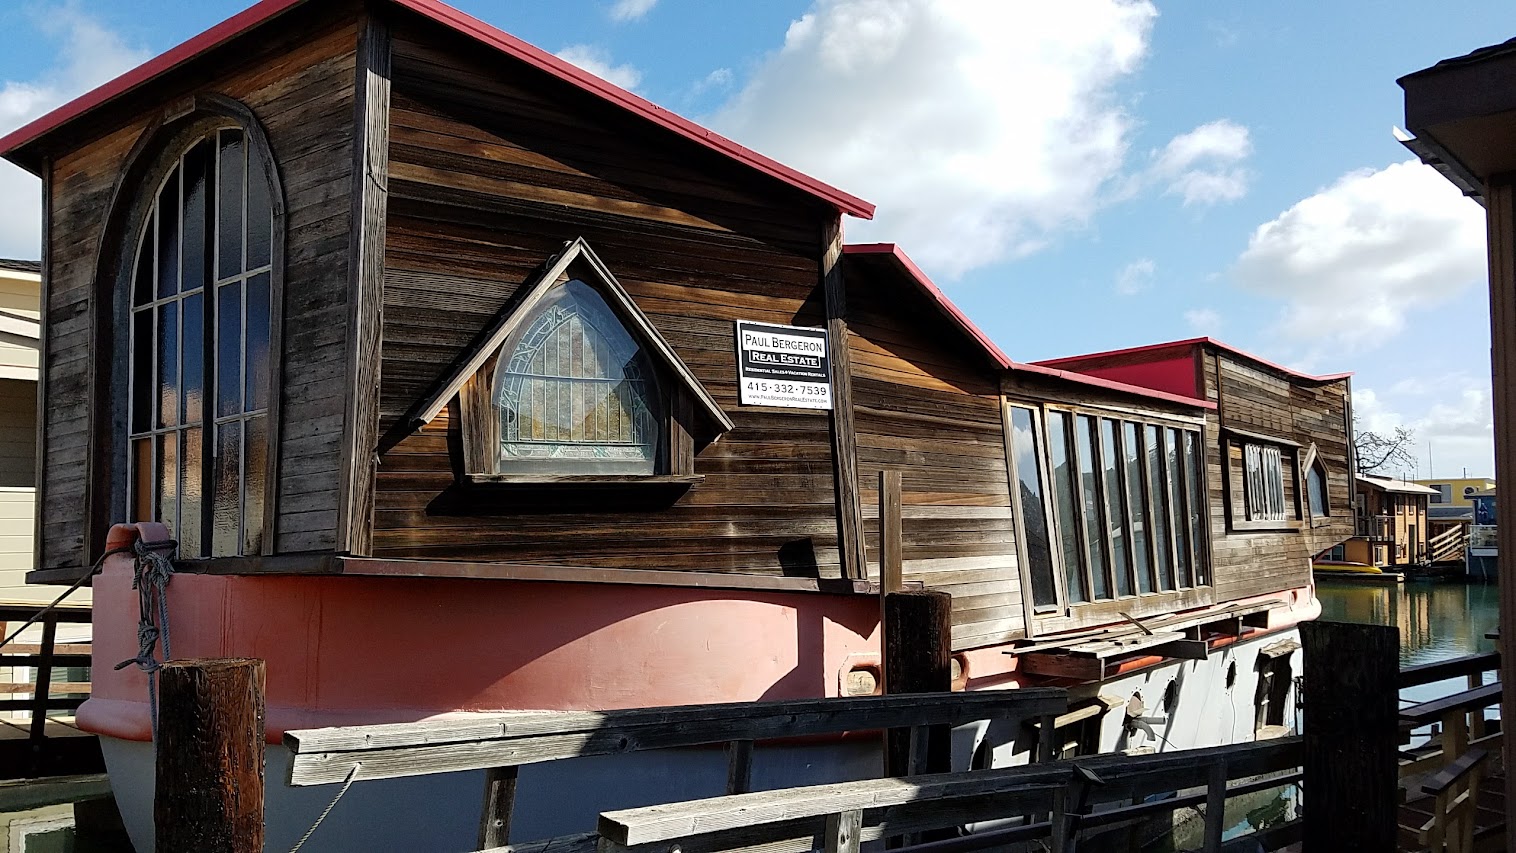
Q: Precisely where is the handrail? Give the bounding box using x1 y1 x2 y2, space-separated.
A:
1399 683 1502 727
1398 651 1499 689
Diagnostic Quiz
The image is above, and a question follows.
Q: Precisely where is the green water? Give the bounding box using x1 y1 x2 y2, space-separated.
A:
1316 578 1500 705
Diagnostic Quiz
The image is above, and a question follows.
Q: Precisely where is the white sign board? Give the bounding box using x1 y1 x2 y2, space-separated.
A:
735 320 833 410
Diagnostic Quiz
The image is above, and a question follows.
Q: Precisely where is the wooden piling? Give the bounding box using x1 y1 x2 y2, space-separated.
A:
883 589 953 777
1300 621 1398 851
154 658 266 853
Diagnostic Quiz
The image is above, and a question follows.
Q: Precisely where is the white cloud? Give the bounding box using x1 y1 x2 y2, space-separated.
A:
710 0 1158 277
1233 160 1486 353
609 0 658 22
555 44 643 91
1354 380 1494 479
1148 119 1251 206
0 6 148 259
1184 307 1222 334
1115 257 1154 295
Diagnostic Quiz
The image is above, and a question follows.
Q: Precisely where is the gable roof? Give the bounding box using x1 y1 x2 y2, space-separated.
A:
842 243 1213 411
411 237 733 435
0 0 875 221
1358 474 1440 497
1034 337 1353 385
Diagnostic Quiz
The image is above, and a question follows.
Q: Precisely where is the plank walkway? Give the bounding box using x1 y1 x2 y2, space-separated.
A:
0 715 103 780
1398 771 1505 852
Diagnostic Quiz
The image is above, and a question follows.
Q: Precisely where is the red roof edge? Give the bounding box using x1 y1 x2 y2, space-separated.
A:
0 0 877 221
1034 336 1352 384
843 243 1214 411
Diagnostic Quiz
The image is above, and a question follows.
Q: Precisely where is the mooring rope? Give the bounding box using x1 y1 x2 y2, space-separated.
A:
288 762 362 853
112 537 177 740
0 545 131 651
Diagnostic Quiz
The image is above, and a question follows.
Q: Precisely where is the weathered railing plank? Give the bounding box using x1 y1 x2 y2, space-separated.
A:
1399 651 1499 689
285 690 1068 786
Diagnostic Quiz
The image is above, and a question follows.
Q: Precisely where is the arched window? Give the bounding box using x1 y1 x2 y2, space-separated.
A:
127 127 273 556
492 280 664 474
1307 461 1329 517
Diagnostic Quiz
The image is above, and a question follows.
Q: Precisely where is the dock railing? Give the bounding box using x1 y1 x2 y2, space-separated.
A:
1427 525 1469 564
0 601 94 778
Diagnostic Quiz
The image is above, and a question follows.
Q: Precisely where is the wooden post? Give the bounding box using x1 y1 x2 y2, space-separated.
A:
725 739 755 795
884 589 952 778
478 765 518 848
879 470 903 594
27 614 56 772
1202 760 1226 853
155 659 266 853
825 809 862 853
1300 621 1397 851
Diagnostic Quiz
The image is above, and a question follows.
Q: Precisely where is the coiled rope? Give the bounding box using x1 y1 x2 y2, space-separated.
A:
112 537 177 740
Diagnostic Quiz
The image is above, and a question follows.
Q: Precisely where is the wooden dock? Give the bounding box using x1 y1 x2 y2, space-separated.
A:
0 602 102 779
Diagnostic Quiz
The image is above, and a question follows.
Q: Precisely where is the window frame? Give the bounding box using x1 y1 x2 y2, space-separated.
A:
102 98 285 561
1221 427 1304 532
1003 394 1214 635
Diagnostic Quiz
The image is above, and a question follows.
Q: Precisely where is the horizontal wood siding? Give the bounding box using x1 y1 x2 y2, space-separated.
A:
372 22 838 574
1205 350 1355 602
39 11 357 568
845 260 1022 650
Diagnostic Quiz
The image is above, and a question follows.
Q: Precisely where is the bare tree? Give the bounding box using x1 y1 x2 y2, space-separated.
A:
1354 421 1417 475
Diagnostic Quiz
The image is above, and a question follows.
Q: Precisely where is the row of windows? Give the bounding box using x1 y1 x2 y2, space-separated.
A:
1010 405 1208 614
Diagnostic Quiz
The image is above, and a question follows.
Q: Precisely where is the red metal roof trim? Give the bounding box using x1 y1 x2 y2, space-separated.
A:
843 243 1214 411
0 0 876 221
1033 336 1352 384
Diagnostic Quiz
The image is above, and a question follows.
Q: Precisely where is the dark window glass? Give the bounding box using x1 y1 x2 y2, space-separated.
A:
1101 419 1132 597
1048 412 1087 604
131 438 152 523
1010 406 1058 610
1124 421 1153 594
1167 428 1192 588
1308 463 1327 517
155 171 179 300
156 304 178 429
133 217 154 307
1076 415 1110 600
180 427 203 556
216 283 242 418
211 421 241 556
181 292 203 425
245 273 271 411
1146 424 1175 591
157 433 177 532
1185 431 1208 586
131 309 153 433
217 130 245 278
244 415 268 555
181 140 212 294
245 146 272 270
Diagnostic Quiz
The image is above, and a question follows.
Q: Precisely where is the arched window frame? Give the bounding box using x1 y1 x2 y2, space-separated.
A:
96 95 285 559
412 238 732 491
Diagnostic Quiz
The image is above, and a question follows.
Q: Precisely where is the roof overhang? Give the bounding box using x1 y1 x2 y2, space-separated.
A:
1035 336 1352 385
1400 38 1516 194
0 0 875 221
1357 475 1440 496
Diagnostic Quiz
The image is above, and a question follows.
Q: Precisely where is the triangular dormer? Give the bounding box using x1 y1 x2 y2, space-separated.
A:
413 238 732 483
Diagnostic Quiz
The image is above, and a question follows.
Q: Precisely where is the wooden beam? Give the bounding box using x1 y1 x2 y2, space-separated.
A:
823 218 866 580
285 689 1067 786
477 765 517 849
883 590 952 778
1484 179 1516 853
154 659 266 853
336 11 392 556
879 470 903 592
1300 621 1397 851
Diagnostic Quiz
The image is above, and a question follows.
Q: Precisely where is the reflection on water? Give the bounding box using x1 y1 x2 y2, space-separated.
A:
1317 579 1499 706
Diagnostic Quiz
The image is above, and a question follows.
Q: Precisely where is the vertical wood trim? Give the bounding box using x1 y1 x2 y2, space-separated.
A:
1482 179 1516 853
337 13 391 556
477 765 518 849
823 218 865 579
879 470 903 592
34 159 50 571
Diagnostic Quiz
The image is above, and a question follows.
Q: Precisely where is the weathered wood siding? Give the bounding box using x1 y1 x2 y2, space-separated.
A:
39 8 358 569
372 17 842 574
1204 349 1355 602
843 261 1022 650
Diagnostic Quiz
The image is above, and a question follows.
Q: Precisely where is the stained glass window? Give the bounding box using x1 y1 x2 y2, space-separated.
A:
493 280 664 474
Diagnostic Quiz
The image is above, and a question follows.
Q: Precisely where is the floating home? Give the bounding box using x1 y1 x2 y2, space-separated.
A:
0 1 1358 848
1342 474 1437 569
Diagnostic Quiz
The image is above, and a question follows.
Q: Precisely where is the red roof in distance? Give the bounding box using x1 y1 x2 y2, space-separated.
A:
1034 337 1352 385
0 0 875 220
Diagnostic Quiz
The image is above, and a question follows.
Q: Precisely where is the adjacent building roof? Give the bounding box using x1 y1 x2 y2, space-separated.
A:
1429 506 1474 522
1034 337 1352 385
0 260 40 275
1357 474 1441 496
0 0 875 220
843 243 1214 411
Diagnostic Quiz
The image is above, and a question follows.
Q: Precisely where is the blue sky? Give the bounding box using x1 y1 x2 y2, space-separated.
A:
0 0 1510 478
